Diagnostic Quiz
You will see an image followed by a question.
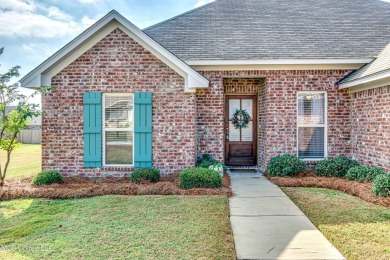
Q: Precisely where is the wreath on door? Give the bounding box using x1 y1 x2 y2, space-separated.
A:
231 109 252 129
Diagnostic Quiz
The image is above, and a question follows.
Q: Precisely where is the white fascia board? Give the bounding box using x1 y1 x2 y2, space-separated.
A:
19 10 209 92
186 58 373 66
339 69 390 90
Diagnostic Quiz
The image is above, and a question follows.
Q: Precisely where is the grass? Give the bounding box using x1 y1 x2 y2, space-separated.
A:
0 144 41 179
0 195 235 259
282 187 390 260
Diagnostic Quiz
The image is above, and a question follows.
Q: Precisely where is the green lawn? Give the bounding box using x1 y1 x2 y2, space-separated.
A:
283 187 390 260
0 195 235 259
0 144 41 179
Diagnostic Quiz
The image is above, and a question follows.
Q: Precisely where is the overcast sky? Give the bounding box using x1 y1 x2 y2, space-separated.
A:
0 0 215 103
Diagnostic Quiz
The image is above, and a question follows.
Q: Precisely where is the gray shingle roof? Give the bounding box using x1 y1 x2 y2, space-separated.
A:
339 43 390 83
144 0 390 60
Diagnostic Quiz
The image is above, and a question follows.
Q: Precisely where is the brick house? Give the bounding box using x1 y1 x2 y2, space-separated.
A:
20 0 390 176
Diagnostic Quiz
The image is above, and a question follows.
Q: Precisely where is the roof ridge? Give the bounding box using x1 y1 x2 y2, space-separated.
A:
143 0 222 31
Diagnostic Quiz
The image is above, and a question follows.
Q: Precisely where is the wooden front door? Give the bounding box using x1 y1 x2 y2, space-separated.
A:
225 95 257 166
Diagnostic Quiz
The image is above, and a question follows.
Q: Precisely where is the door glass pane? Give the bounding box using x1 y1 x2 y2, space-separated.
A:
105 95 133 128
106 131 133 165
241 122 253 141
241 99 253 118
229 122 240 141
229 99 240 118
298 127 324 159
298 93 325 125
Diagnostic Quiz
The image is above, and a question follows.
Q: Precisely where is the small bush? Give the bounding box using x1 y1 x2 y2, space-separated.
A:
198 162 215 169
373 174 390 197
267 154 307 177
346 166 385 182
198 161 228 174
196 153 216 165
179 168 222 189
315 156 359 177
32 170 63 186
131 168 160 183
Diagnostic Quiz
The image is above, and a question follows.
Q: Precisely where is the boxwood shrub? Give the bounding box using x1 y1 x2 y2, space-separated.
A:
267 154 307 177
315 156 358 177
179 168 222 189
345 166 385 182
32 170 63 186
131 168 160 183
373 174 390 197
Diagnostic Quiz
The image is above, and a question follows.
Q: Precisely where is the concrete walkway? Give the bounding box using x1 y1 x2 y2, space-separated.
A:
229 172 345 260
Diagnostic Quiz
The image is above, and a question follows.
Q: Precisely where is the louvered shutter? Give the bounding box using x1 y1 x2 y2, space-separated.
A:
134 92 152 168
83 92 102 168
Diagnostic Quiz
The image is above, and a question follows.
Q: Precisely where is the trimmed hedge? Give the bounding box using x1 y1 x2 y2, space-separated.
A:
179 168 222 189
345 166 385 182
315 156 358 177
131 168 160 183
32 170 63 186
267 154 307 177
373 174 390 197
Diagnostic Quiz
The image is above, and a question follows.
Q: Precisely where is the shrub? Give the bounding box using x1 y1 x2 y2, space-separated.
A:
196 153 216 166
373 174 390 197
267 154 307 177
198 161 228 174
179 168 222 189
198 162 215 169
346 166 385 182
131 168 160 183
315 156 359 177
32 170 63 186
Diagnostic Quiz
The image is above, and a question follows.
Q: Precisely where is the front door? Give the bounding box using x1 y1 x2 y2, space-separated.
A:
225 95 257 166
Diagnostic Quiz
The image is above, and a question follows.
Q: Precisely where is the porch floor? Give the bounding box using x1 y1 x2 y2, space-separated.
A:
228 172 345 260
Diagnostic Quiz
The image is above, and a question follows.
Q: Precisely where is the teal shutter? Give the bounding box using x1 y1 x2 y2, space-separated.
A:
83 92 102 168
134 92 152 168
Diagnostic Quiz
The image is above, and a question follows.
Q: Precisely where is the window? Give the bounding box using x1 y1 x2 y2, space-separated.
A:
103 94 134 166
297 92 327 159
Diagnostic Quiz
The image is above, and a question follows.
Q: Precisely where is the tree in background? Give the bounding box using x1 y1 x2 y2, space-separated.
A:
0 47 50 186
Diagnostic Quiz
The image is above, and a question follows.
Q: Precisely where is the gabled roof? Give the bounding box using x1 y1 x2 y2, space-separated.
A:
338 43 390 91
144 0 390 61
19 10 209 92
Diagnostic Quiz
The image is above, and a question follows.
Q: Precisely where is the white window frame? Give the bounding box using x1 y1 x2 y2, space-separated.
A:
102 93 134 167
296 91 328 160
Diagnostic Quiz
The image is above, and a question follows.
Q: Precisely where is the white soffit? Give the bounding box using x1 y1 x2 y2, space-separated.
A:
338 69 390 93
187 59 373 71
19 10 209 93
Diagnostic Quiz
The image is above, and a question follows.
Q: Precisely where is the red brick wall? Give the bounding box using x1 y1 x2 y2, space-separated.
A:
351 85 390 172
196 70 352 169
43 28 196 177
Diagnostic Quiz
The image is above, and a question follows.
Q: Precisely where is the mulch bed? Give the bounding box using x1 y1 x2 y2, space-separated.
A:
266 171 390 208
0 174 232 201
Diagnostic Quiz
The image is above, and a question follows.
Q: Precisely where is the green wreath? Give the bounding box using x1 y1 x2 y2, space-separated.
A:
231 109 252 129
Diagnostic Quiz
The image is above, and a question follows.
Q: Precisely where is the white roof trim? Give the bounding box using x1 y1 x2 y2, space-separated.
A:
186 58 373 66
339 69 390 91
19 10 209 92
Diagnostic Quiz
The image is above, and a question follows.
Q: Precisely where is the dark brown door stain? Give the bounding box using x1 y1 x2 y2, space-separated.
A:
225 95 257 166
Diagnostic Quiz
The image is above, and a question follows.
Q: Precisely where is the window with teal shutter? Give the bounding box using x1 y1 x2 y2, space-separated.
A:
134 92 153 168
83 92 102 168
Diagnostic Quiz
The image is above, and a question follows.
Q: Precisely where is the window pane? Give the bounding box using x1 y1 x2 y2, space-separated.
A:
298 127 325 159
229 99 240 118
298 93 325 125
241 122 253 141
105 95 133 128
241 99 253 118
229 122 240 141
105 131 133 165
